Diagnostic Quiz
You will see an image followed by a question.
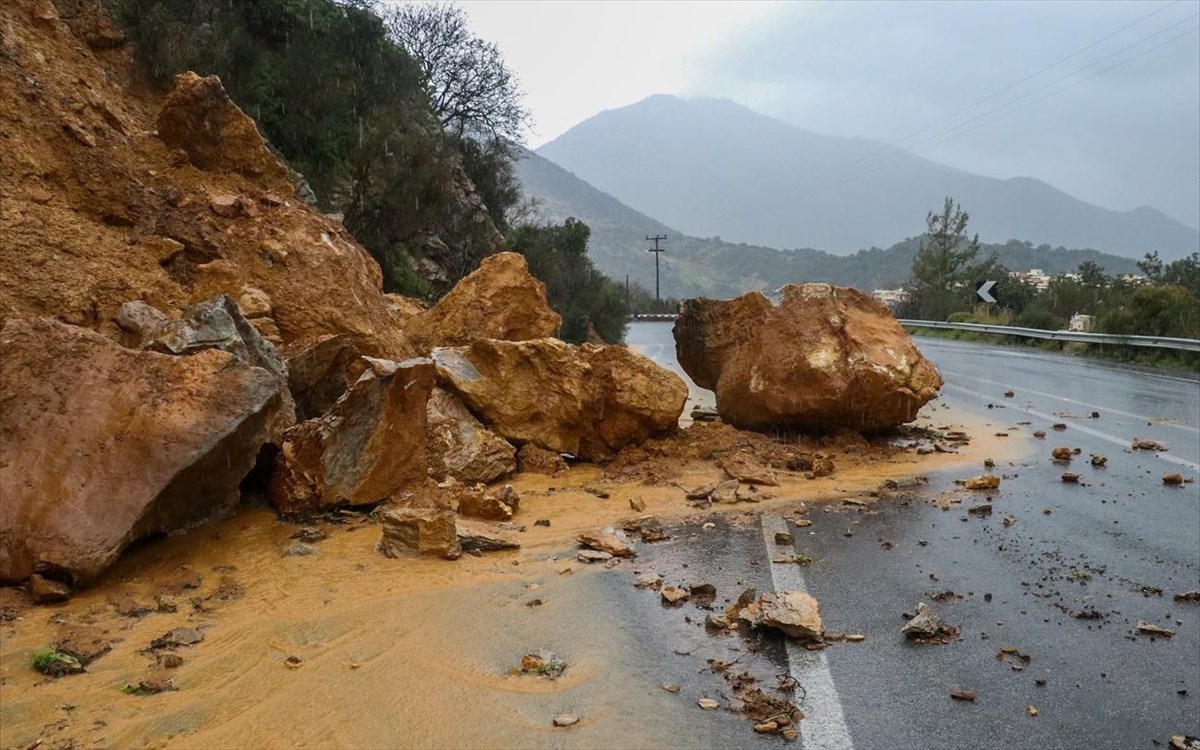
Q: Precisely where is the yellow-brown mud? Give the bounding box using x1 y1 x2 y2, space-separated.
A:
0 406 1029 750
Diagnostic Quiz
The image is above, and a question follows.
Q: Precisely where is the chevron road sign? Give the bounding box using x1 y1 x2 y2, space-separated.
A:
976 280 997 304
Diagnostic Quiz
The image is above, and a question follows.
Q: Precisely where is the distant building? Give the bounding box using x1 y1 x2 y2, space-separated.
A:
871 288 909 311
1009 268 1052 291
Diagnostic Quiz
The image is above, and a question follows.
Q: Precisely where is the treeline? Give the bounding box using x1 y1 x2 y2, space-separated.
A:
901 198 1200 343
111 0 635 342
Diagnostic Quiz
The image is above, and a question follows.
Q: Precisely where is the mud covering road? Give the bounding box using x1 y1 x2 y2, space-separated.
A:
623 323 1200 749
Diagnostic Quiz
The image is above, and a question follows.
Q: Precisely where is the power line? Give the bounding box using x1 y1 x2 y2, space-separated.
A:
820 12 1200 189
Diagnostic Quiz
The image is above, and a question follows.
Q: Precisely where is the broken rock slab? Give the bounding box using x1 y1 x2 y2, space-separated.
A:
757 591 823 642
578 530 636 558
720 453 779 486
270 357 434 514
672 284 942 432
433 338 687 461
427 388 516 485
377 507 461 560
457 484 520 521
0 318 282 586
457 520 520 552
404 252 562 351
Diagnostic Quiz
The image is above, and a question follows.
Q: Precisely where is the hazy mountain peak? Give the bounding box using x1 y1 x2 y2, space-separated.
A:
538 96 1198 260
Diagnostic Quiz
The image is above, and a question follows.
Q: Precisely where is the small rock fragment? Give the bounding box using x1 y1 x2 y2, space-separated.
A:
552 714 579 727
577 550 613 564
1033 430 1046 439
1163 473 1184 486
1137 621 1175 637
962 475 1000 490
1051 447 1073 462
282 542 319 557
951 690 976 701
29 574 72 604
629 497 646 512
1090 454 1107 467
661 586 690 604
150 627 204 649
968 503 993 516
634 572 662 588
1061 473 1079 483
1027 706 1039 717
774 531 794 545
697 698 719 710
662 683 681 693
577 530 636 558
1173 591 1200 603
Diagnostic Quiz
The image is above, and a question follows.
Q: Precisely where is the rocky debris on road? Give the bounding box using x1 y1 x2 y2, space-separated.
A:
775 532 794 545
122 674 176 695
432 338 687 461
457 484 521 521
29 574 72 604
404 253 561 351
697 698 720 710
1003 390 1014 398
1173 591 1200 603
149 627 204 649
426 388 517 485
456 520 520 552
1090 454 1108 467
271 357 434 514
1052 423 1067 431
661 586 690 605
577 530 636 558
1027 706 1039 717
720 453 779 486
710 480 742 504
377 507 461 560
738 591 823 642
577 550 613 564
1033 430 1046 439
634 573 662 588
1162 473 1185 486
1061 473 1080 483
690 582 718 606
516 444 567 475
1051 447 1073 462
32 649 85 677
950 690 977 701
281 542 318 557
902 602 958 643
622 516 669 543
0 318 283 587
961 475 1000 491
514 651 566 679
1170 735 1200 750
968 503 993 517
673 284 942 432
289 526 328 543
1132 438 1168 451
1136 621 1175 638
552 714 579 728
52 628 113 667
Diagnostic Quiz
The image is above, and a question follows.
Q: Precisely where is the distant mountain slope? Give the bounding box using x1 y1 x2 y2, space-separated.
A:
516 149 1141 300
537 95 1199 262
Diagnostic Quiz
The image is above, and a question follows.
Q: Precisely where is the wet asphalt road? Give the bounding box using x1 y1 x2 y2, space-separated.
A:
619 323 1200 750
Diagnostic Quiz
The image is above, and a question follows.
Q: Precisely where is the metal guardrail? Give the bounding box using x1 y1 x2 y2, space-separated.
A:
899 320 1200 352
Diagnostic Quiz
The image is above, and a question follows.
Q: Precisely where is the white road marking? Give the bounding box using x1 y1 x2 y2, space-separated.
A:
942 382 1200 473
761 515 854 750
941 369 1200 434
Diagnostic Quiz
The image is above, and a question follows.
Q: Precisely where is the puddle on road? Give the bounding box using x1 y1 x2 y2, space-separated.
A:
0 406 1029 749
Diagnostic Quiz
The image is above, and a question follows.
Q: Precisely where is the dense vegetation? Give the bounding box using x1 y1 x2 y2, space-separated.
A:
111 0 635 341
900 198 1200 367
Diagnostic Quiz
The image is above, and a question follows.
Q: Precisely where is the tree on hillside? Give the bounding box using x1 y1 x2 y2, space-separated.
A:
508 218 629 344
382 3 527 142
903 197 984 320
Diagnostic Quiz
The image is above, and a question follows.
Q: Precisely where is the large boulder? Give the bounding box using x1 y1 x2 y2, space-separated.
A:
433 338 687 461
426 388 516 484
377 507 460 560
673 285 942 432
283 334 361 421
405 252 561 351
270 357 434 514
148 294 294 438
156 71 288 180
0 318 283 585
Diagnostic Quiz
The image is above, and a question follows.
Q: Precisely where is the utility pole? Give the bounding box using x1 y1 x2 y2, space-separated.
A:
646 234 667 301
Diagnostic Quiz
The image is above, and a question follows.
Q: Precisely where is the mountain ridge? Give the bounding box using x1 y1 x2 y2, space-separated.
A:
536 95 1198 260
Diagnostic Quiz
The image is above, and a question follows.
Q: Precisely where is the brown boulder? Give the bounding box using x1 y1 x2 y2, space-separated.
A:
156 72 287 180
757 591 823 641
517 443 567 475
405 252 561 351
673 285 942 432
433 338 687 460
0 318 282 585
457 485 520 521
426 388 516 484
270 357 434 514
377 507 460 560
284 335 361 421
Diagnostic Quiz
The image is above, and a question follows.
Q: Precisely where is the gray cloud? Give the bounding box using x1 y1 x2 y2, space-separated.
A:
691 0 1200 229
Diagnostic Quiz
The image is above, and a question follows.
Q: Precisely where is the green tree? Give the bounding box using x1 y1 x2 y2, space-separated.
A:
508 219 629 344
904 197 984 320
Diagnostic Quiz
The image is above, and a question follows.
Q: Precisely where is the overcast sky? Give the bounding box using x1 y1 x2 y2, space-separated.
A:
461 0 1200 229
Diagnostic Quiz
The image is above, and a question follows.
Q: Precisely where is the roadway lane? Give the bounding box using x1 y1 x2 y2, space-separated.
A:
622 323 1200 749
